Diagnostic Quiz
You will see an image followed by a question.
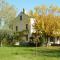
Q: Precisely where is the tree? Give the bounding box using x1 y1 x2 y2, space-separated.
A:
29 10 33 17
0 0 16 46
0 0 16 31
33 5 60 46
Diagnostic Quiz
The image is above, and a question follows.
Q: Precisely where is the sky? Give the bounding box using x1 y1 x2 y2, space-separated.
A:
6 0 60 14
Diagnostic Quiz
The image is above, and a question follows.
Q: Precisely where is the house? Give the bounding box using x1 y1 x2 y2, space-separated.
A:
12 9 35 42
47 35 60 45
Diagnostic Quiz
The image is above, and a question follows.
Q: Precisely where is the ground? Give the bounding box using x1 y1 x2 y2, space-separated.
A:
0 47 60 60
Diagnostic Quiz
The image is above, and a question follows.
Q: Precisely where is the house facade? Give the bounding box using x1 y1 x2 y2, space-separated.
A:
12 9 35 41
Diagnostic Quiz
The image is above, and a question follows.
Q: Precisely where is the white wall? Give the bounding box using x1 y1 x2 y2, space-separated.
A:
30 18 36 34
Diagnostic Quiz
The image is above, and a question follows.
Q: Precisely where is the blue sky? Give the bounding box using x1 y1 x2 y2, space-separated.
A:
6 0 60 14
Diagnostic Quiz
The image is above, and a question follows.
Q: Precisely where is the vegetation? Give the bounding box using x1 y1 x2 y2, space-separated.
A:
29 5 60 46
0 0 16 46
0 0 16 32
33 5 60 36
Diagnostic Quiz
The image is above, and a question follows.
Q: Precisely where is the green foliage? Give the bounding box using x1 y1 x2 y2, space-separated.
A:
13 31 24 41
39 36 45 46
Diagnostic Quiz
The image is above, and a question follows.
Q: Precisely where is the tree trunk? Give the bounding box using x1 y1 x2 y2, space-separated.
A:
0 40 2 47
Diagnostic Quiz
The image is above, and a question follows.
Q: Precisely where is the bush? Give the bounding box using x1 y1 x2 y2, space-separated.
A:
20 41 29 47
51 44 60 46
19 41 41 47
39 36 45 46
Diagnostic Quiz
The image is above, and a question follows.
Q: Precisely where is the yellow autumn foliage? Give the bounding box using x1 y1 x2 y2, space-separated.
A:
33 5 60 37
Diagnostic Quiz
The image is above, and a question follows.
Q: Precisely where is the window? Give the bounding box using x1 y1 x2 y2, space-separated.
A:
16 26 18 31
26 34 28 41
20 15 22 20
26 24 28 30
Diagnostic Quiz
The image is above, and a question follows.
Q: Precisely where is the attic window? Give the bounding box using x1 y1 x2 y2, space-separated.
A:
20 15 22 20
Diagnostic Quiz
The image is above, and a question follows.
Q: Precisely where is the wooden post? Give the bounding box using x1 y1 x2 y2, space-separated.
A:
35 36 38 56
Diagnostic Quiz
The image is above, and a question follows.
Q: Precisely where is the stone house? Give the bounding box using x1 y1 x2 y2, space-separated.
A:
12 9 35 42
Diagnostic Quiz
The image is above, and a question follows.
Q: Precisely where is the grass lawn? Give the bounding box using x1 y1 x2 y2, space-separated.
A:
0 47 60 60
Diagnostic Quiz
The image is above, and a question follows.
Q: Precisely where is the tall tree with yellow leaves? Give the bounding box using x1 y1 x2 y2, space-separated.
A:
33 5 60 45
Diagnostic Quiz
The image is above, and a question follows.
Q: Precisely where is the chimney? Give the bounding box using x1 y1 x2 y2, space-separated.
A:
23 8 25 14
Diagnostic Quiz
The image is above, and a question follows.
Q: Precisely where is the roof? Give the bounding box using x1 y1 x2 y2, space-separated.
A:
16 11 30 18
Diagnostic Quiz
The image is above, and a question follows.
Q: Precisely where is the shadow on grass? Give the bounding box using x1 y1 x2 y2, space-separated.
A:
22 47 60 57
12 47 60 58
37 49 60 57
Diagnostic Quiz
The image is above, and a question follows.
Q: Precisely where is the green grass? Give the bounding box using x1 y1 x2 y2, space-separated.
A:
0 47 60 60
